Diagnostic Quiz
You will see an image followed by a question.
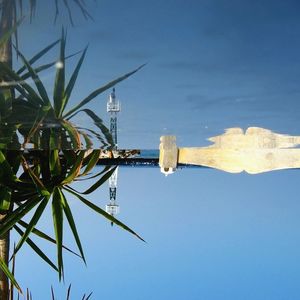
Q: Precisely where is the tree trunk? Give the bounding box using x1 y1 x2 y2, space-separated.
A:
0 1 14 299
0 215 10 300
0 0 13 65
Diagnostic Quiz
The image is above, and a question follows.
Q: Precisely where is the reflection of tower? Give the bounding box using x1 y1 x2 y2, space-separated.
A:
106 88 120 219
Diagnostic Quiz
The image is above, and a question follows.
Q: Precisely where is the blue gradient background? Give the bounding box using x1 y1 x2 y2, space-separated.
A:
11 0 300 299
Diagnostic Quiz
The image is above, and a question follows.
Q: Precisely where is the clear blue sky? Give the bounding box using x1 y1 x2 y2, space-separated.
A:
12 0 300 299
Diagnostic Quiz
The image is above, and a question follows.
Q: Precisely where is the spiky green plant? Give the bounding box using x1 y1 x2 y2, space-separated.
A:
0 31 144 296
0 2 109 299
50 285 93 300
9 244 93 299
15 284 93 300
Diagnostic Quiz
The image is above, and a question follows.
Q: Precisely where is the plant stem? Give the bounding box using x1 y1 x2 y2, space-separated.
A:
0 1 13 299
0 214 10 300
0 0 13 66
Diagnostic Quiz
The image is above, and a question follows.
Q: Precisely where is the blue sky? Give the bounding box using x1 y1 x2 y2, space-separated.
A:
11 0 300 299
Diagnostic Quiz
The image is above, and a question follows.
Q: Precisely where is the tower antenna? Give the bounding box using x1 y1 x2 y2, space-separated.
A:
106 88 121 224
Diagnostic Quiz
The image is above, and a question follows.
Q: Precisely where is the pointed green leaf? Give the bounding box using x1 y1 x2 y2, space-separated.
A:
85 292 93 300
62 0 74 25
51 285 55 300
60 120 81 149
23 105 51 148
54 31 66 116
67 109 114 148
75 126 109 149
60 191 86 263
0 256 22 294
14 225 58 272
66 284 72 300
20 50 82 80
76 166 111 181
16 39 60 75
81 166 117 195
14 196 49 255
79 130 94 149
49 128 60 149
21 157 50 197
0 86 12 117
61 150 85 184
0 186 12 211
0 196 41 237
18 220 82 258
80 150 101 176
63 64 146 118
0 150 17 182
60 46 88 116
52 187 64 280
82 108 114 147
29 0 37 21
64 188 145 242
15 49 51 106
72 0 93 20
49 150 62 176
0 62 44 107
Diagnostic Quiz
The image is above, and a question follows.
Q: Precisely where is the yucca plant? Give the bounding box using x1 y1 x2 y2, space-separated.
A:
11 284 93 300
51 285 92 300
8 244 93 299
0 2 122 299
14 284 92 300
0 30 144 298
0 0 93 64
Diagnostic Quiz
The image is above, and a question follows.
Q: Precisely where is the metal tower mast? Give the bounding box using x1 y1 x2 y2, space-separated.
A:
106 88 120 218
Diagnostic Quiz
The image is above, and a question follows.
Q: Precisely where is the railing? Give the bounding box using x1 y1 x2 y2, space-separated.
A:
107 102 121 112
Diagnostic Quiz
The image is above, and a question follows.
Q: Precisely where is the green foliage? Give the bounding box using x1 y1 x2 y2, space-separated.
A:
14 284 93 300
0 256 21 294
0 31 144 292
0 1 93 26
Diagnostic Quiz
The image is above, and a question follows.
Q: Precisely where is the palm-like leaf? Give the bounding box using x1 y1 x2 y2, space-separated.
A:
52 187 64 280
53 29 66 116
0 30 145 294
0 0 93 30
14 225 58 272
64 63 146 119
0 256 22 294
0 1 124 296
16 39 60 75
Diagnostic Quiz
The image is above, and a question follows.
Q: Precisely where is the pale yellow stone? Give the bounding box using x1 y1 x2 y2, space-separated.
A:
176 127 300 174
159 136 178 175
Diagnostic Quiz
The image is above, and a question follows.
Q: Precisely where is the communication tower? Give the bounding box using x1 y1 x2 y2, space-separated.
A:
106 88 120 219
